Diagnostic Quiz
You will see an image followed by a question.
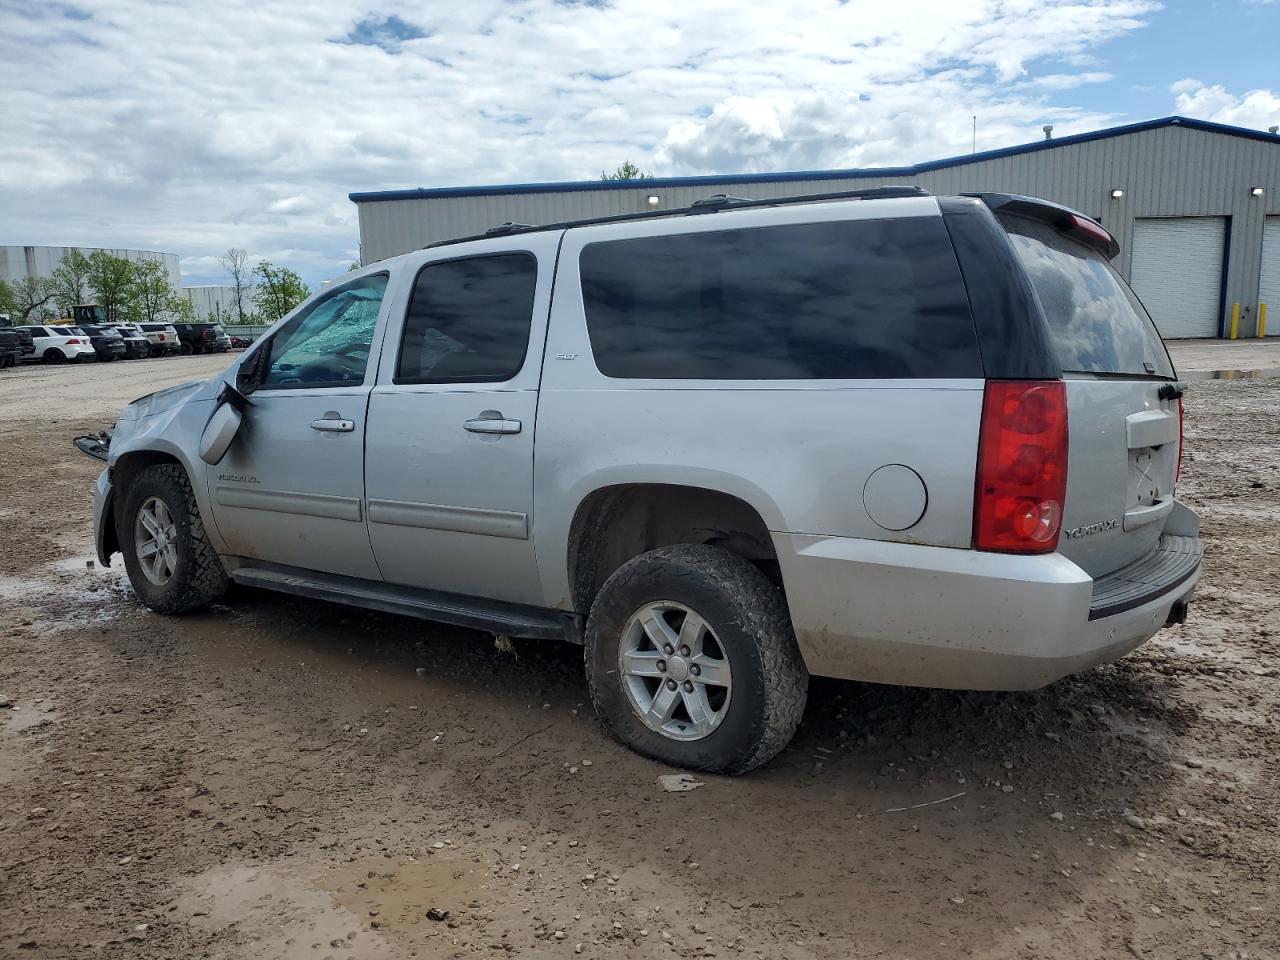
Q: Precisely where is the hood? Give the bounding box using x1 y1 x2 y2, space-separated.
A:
121 378 216 419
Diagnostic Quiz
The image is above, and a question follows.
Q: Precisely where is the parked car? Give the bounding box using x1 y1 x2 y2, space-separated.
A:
77 324 129 362
171 323 231 355
16 324 97 363
136 323 181 356
106 324 152 360
10 325 34 362
229 333 254 349
86 188 1202 774
0 326 21 368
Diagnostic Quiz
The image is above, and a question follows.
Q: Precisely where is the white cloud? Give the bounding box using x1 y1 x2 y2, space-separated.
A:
0 0 1163 286
1171 81 1280 128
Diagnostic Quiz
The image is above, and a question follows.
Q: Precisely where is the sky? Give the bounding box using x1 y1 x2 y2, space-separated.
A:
1 0 1278 290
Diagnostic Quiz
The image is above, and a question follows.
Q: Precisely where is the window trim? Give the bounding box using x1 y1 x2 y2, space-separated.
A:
392 250 539 387
250 271 390 394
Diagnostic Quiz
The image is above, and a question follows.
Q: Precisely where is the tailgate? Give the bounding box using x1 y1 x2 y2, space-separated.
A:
1060 380 1179 577
998 211 1182 580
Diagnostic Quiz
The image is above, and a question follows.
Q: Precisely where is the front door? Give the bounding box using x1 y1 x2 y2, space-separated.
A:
365 238 557 606
207 273 391 580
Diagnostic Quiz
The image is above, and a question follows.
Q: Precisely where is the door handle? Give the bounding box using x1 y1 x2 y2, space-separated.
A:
311 417 355 433
464 413 522 435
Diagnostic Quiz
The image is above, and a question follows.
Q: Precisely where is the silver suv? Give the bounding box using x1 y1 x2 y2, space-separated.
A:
87 188 1202 773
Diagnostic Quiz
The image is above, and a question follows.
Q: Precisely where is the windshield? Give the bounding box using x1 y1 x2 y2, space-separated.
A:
1000 214 1174 378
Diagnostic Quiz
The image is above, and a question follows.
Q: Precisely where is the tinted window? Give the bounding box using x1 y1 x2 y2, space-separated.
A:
54 327 78 336
262 274 387 388
579 217 981 380
139 324 163 331
1000 214 1174 378
396 254 537 383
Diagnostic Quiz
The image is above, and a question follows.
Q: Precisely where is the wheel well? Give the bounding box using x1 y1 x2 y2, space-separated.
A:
104 452 188 560
567 484 777 615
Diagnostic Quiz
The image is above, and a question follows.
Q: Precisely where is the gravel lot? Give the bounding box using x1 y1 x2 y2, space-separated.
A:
1 345 1277 959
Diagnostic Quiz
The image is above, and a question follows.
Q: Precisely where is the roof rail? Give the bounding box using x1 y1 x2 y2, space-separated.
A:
430 184 931 249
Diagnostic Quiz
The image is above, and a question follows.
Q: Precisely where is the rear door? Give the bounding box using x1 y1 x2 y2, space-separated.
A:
1000 214 1180 578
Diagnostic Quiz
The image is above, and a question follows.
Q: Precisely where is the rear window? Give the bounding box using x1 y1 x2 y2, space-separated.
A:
579 217 981 380
1000 214 1174 378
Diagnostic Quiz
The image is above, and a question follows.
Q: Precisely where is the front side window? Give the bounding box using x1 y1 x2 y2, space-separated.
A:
396 253 538 384
262 274 388 389
579 217 981 380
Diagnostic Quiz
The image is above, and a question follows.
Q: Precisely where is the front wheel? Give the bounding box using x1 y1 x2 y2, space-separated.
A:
119 464 228 614
586 544 808 775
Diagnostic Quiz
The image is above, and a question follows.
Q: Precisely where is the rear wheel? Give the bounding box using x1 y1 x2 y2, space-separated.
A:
179 342 193 356
586 544 808 774
119 464 228 614
43 348 65 364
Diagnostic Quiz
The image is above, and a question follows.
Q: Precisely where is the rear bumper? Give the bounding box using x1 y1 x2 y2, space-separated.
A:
775 520 1201 691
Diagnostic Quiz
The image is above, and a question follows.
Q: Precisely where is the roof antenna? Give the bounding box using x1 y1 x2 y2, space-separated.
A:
972 115 977 154
1043 124 1054 140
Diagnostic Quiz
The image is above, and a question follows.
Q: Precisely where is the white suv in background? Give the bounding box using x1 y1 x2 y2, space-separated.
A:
136 323 182 356
19 324 97 364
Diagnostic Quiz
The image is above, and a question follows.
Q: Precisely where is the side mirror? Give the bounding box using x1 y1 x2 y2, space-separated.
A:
199 383 251 465
236 347 269 396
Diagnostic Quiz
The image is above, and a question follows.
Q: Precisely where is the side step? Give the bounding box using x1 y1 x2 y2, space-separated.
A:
229 563 581 642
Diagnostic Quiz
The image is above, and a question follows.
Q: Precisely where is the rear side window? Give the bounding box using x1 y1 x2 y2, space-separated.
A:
396 254 538 384
579 217 981 380
53 327 75 336
1000 214 1174 378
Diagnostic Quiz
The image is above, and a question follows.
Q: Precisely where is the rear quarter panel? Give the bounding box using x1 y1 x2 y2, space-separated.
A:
533 201 985 610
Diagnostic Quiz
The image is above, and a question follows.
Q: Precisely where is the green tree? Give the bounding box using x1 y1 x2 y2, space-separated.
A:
47 250 93 316
252 261 310 323
125 258 187 324
86 250 135 321
0 278 14 318
600 160 650 181
5 275 56 322
170 296 197 324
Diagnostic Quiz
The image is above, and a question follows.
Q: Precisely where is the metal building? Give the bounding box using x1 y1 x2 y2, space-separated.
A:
0 245 181 296
350 116 1280 339
182 285 240 322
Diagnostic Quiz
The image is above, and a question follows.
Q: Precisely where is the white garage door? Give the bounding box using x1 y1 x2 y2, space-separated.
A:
1130 217 1226 339
1261 217 1280 337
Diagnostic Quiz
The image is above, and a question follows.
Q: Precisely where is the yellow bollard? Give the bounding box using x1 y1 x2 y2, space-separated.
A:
1260 302 1268 338
1229 302 1239 339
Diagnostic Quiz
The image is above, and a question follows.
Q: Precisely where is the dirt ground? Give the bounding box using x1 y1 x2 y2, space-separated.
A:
1 347 1277 960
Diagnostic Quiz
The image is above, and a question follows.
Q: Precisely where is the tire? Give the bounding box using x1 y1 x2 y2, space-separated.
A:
586 544 808 775
43 348 65 364
179 342 193 356
118 463 228 614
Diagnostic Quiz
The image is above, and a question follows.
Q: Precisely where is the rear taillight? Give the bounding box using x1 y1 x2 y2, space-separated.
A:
1176 397 1184 482
974 380 1069 554
66 338 82 345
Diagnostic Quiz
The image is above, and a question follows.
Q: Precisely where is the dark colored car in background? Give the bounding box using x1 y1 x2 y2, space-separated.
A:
0 327 22 368
172 323 231 355
0 326 34 366
107 324 152 359
77 324 128 362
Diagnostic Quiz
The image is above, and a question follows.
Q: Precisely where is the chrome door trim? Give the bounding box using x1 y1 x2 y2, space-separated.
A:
214 485 364 522
367 498 529 539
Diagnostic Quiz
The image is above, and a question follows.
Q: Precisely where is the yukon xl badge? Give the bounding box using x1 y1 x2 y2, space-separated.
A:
1063 518 1119 540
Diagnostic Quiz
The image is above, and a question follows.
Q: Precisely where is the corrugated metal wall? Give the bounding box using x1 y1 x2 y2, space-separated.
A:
0 245 182 294
182 285 240 321
355 124 1280 336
